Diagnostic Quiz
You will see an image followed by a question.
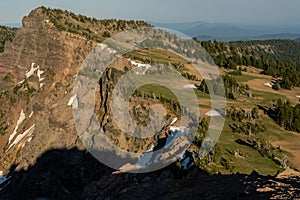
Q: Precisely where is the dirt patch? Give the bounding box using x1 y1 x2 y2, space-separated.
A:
245 75 300 105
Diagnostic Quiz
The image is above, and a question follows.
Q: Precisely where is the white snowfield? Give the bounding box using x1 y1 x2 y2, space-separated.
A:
7 124 35 151
8 110 26 145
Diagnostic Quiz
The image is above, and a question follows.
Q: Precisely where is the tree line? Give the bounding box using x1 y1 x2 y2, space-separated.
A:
272 99 300 133
194 39 300 89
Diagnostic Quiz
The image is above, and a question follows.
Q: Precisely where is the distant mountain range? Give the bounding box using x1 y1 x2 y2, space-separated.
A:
151 21 300 41
2 21 300 42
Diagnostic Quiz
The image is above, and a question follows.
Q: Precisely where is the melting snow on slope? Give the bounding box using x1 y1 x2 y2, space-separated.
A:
205 109 224 117
18 79 25 85
29 111 33 118
164 127 186 149
169 118 178 126
27 137 33 142
264 83 273 88
130 60 152 75
8 110 26 145
98 43 107 50
183 84 197 89
137 126 186 168
40 83 45 88
98 44 116 54
7 124 35 151
24 63 45 88
107 48 117 54
25 63 39 78
37 68 44 82
67 94 78 109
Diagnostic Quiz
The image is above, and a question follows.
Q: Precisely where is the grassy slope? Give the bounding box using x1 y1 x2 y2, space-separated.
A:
125 48 300 175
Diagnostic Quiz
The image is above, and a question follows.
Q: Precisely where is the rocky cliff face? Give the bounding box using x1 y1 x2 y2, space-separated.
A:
0 7 149 174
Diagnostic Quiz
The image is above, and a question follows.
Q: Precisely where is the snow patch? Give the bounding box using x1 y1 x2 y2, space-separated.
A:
169 118 178 126
24 63 45 88
165 127 185 149
296 95 300 98
37 68 44 82
97 44 116 54
67 94 78 109
107 48 117 54
98 43 107 50
7 124 35 151
8 110 26 145
169 126 186 133
40 83 45 88
264 83 273 88
205 109 224 117
131 61 151 68
72 98 79 110
27 137 32 142
18 79 25 85
130 60 152 75
136 126 186 169
183 84 196 89
25 63 39 78
29 111 33 118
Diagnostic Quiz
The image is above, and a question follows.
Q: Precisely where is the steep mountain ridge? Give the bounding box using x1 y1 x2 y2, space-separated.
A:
0 7 150 173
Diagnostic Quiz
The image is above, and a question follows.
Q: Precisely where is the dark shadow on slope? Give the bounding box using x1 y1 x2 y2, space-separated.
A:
0 148 299 200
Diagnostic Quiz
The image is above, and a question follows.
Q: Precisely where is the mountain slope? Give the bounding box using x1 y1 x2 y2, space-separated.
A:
0 6 150 173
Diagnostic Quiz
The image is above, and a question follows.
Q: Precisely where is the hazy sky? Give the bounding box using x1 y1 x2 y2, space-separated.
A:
0 0 299 25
